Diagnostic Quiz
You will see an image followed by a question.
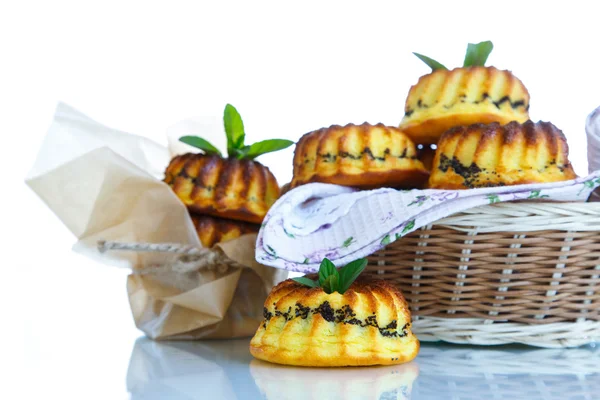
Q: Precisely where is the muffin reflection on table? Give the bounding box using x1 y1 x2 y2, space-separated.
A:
250 359 419 400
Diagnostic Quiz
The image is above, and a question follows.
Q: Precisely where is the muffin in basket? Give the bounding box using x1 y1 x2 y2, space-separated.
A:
164 104 293 225
291 123 429 189
399 41 530 145
428 120 577 189
250 258 420 367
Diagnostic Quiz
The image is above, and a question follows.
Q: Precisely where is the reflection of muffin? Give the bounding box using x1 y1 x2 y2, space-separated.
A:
428 121 577 189
250 278 419 367
400 67 530 145
291 123 429 189
164 153 280 223
250 359 419 400
191 214 259 248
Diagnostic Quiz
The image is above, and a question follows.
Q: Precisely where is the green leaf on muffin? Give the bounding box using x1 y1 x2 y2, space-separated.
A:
180 103 294 160
223 103 246 152
412 52 448 71
463 41 494 67
179 136 223 157
292 257 368 294
414 40 494 71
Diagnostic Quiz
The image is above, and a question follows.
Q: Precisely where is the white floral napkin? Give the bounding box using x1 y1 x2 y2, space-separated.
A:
256 174 600 273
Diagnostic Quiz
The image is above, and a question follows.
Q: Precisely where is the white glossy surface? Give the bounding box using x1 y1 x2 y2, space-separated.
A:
126 337 600 400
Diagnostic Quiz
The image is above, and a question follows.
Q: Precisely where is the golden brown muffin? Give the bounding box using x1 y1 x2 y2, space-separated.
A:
400 66 530 145
165 153 280 224
191 214 259 248
291 123 429 189
428 121 577 189
250 278 419 367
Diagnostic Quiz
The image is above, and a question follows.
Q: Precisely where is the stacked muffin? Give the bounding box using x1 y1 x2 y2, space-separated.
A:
291 41 577 190
164 153 280 247
164 104 290 247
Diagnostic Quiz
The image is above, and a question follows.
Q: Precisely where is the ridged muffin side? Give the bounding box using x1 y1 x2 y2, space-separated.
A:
250 278 419 367
429 121 577 189
191 214 259 248
291 123 429 189
165 153 280 224
400 66 530 145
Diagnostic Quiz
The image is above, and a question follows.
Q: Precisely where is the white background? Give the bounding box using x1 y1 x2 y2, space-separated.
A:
3 1 600 398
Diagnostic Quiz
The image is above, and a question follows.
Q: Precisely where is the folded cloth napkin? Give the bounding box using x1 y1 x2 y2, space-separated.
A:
587 106 600 174
256 173 600 273
586 106 600 202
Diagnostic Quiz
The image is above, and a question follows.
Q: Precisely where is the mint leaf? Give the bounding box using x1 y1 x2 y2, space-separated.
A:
244 139 294 160
318 258 339 287
223 104 245 153
229 146 250 160
463 41 493 67
179 136 222 156
338 258 367 294
292 276 319 288
321 274 339 294
413 52 447 71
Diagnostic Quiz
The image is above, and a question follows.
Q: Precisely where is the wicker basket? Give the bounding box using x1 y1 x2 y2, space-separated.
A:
366 201 600 348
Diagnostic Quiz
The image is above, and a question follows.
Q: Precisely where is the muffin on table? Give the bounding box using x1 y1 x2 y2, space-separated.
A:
250 258 419 367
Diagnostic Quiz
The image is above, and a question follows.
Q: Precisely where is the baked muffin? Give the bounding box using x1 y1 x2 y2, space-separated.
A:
400 66 530 145
250 278 419 367
165 153 280 224
291 123 429 189
428 121 577 189
191 214 259 248
168 103 293 223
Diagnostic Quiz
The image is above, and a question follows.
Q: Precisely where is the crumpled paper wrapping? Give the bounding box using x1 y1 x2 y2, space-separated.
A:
26 102 287 339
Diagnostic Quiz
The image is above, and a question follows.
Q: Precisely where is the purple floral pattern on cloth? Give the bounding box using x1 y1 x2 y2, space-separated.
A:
255 173 600 273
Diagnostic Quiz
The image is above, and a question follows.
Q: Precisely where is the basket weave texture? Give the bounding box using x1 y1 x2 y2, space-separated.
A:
366 202 600 347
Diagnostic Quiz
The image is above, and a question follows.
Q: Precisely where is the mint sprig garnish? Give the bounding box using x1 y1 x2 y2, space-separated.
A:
414 40 494 71
179 104 294 160
463 41 493 67
292 257 368 294
412 53 448 71
179 136 223 157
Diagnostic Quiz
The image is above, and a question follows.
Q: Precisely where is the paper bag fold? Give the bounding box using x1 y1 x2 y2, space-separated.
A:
27 102 286 339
